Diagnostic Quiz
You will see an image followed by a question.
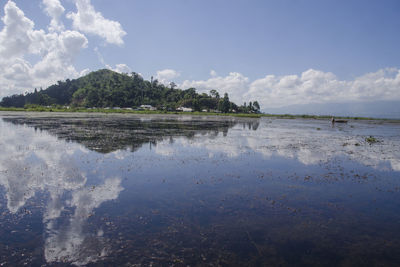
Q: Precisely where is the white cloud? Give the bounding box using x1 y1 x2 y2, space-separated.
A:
181 71 249 104
156 69 181 85
67 0 126 45
246 68 400 108
0 1 42 58
0 0 129 99
113 63 131 74
179 68 400 109
42 0 65 32
0 1 88 98
32 30 88 80
95 47 131 74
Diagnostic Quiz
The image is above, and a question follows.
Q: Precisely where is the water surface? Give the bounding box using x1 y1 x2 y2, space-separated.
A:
0 112 400 266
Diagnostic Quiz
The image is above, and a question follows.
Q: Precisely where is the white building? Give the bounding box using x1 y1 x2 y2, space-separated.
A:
140 105 157 111
176 107 193 112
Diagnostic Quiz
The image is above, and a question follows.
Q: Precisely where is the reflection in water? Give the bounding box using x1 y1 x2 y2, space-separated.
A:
0 112 400 266
5 113 398 173
0 119 124 265
0 113 253 265
2 114 246 153
149 118 400 172
45 178 123 265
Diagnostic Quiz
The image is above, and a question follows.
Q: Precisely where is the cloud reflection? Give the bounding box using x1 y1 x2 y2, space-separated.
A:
0 120 123 265
45 178 123 265
152 119 400 172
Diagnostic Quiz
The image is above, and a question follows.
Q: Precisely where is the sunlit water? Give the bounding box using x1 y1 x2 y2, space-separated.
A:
0 112 400 266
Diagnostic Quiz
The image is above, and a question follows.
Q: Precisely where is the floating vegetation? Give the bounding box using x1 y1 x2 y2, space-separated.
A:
365 136 379 144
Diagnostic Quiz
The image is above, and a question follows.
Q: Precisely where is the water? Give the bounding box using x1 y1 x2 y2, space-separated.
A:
0 112 400 266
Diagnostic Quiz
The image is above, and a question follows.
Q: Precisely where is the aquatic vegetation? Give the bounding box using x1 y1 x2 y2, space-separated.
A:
365 136 379 144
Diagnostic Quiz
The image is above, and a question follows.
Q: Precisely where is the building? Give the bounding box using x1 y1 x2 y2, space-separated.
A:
140 105 157 111
176 107 193 112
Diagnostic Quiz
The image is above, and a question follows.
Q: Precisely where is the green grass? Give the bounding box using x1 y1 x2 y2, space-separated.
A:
1 107 398 121
0 107 262 118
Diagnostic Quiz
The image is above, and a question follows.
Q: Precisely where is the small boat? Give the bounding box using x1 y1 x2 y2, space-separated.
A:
331 117 348 124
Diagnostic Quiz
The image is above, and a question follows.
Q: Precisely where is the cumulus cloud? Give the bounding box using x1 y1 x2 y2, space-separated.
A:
32 30 88 81
0 0 129 99
0 1 43 58
67 0 126 45
156 69 181 85
179 68 400 109
0 1 88 98
245 68 400 108
181 71 249 104
111 63 131 74
94 46 131 74
42 0 65 32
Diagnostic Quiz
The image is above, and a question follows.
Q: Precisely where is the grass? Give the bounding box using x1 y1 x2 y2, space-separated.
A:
1 107 398 121
0 107 262 118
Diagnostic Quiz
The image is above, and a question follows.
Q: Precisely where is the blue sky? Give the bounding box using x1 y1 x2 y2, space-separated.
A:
1 0 399 112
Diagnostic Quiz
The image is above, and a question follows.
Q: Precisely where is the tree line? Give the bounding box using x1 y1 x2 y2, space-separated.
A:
0 69 261 113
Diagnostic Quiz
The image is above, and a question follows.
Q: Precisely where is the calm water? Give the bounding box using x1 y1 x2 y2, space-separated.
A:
0 112 400 266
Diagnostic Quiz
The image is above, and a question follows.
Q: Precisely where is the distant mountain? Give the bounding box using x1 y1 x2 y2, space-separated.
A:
263 101 400 119
0 69 260 113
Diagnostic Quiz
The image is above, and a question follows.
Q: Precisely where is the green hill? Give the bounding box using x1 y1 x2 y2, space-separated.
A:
0 69 260 113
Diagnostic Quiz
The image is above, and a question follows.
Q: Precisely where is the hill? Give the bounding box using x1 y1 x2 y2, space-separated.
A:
0 69 260 113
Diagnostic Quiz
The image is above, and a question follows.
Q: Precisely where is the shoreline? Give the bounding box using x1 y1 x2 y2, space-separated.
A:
0 107 398 121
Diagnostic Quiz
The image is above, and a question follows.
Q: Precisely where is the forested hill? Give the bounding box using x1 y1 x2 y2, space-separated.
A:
0 69 260 113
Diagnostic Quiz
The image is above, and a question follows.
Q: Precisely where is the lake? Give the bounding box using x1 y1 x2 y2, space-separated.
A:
0 112 400 266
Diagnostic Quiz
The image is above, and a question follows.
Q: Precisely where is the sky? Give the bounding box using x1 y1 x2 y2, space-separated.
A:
0 0 399 112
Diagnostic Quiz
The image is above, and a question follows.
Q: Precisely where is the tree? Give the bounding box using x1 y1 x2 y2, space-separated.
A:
184 88 196 99
253 101 260 112
219 93 230 113
210 89 220 99
0 69 246 113
170 82 177 89
192 99 201 111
